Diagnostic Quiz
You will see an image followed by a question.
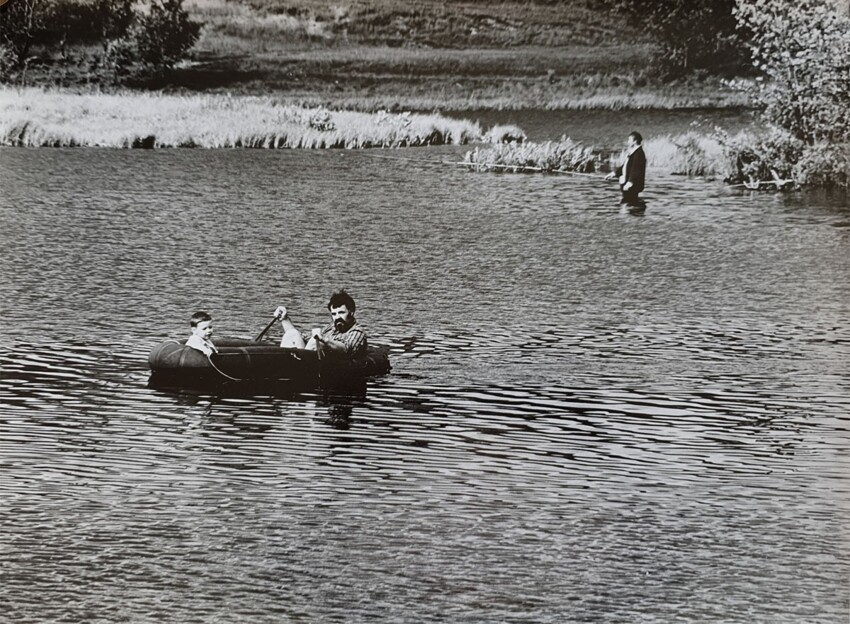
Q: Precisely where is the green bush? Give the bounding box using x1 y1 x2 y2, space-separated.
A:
94 0 135 49
793 144 850 188
0 0 200 83
103 36 136 76
0 0 135 74
727 0 850 188
95 0 200 80
133 0 200 73
734 0 850 144
717 127 804 187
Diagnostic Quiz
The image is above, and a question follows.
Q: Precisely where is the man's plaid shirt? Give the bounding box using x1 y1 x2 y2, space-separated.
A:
320 321 367 356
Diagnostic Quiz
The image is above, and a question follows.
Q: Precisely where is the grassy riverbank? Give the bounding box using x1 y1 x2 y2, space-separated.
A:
14 0 751 111
0 86 729 180
0 87 482 148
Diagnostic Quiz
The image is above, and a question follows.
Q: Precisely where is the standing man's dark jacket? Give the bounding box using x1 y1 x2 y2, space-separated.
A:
621 145 646 195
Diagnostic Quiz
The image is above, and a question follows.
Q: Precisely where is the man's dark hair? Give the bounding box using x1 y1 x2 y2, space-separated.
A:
190 311 212 327
629 131 643 145
328 290 356 313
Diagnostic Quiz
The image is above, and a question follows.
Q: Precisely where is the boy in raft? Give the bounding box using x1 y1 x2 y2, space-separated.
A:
273 290 367 358
185 311 218 357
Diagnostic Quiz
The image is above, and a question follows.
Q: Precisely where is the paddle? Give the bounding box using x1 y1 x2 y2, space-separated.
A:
255 315 279 342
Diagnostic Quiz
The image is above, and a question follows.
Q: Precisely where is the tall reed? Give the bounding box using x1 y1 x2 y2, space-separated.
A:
0 88 483 148
463 136 600 173
466 133 732 180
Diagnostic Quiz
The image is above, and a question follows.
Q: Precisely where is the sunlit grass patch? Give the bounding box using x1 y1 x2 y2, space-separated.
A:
465 133 733 180
463 136 600 173
484 125 527 144
641 133 728 177
0 87 483 148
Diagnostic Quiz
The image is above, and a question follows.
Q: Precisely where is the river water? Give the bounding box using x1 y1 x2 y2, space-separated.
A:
1 144 848 623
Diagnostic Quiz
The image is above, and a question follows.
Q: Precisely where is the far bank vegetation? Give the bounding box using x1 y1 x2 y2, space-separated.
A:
0 0 751 109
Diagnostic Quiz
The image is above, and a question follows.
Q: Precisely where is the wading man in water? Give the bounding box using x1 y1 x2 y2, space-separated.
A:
273 289 368 358
606 130 646 206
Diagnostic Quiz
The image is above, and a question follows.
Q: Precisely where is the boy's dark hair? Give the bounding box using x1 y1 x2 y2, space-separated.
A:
190 311 212 327
629 131 643 145
327 290 356 313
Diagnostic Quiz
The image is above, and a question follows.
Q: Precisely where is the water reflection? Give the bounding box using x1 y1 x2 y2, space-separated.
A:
620 198 647 215
149 374 367 432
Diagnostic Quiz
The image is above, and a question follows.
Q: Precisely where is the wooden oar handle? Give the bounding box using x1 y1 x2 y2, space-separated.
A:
255 316 279 342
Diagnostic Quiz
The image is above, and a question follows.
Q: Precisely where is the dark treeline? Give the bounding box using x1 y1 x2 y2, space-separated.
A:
0 0 199 81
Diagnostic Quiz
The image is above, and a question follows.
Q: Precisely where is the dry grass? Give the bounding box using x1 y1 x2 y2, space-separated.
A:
463 137 601 173
0 87 483 148
640 133 729 178
465 132 737 179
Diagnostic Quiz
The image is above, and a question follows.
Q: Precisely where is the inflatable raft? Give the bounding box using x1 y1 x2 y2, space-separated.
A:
148 338 390 387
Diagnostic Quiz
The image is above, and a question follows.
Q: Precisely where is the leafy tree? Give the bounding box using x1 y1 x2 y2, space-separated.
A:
718 0 850 187
0 0 200 83
605 0 749 77
734 0 850 144
133 0 200 73
0 0 47 74
94 0 135 49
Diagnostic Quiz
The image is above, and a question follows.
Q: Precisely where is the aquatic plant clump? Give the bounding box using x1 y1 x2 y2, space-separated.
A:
715 128 803 189
464 134 727 178
484 124 527 144
0 88 483 148
463 137 600 174
599 132 733 181
717 129 850 189
791 143 850 188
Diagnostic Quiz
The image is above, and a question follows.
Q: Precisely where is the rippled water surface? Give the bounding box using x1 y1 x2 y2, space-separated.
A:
1 146 849 623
